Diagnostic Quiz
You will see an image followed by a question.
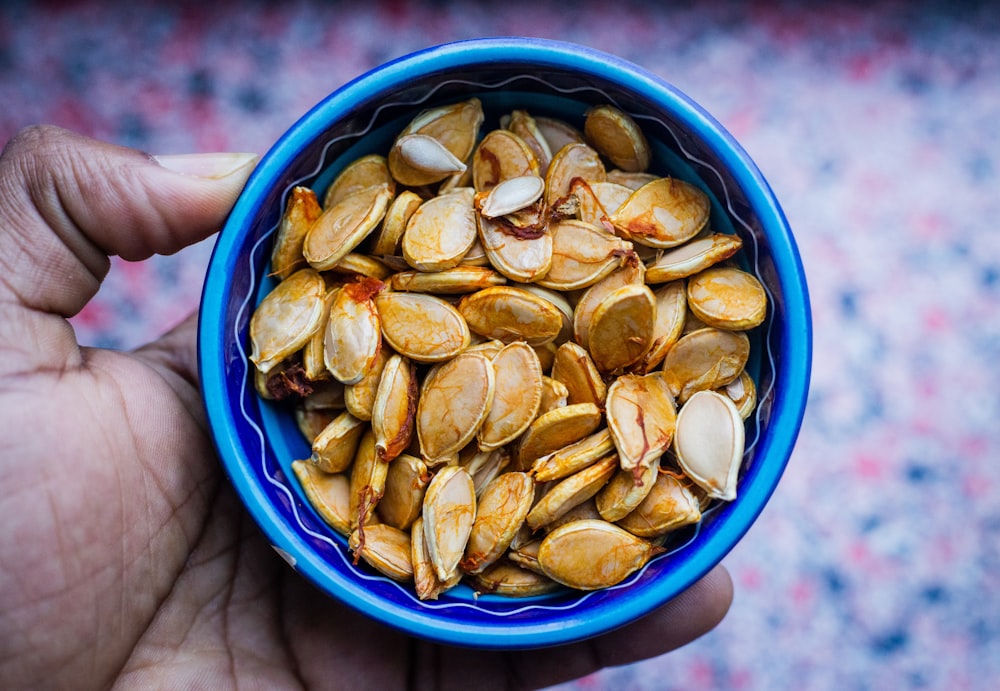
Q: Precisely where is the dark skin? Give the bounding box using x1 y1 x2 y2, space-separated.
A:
0 126 732 690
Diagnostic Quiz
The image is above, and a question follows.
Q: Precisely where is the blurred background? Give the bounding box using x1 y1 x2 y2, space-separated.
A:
2 1 997 688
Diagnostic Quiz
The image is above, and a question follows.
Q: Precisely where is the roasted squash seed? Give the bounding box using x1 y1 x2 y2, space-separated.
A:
250 99 769 599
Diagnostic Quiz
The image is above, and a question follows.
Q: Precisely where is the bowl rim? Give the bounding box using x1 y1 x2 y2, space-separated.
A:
198 36 812 649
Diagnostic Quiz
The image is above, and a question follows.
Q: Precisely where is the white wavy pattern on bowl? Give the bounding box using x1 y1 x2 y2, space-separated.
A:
232 72 777 615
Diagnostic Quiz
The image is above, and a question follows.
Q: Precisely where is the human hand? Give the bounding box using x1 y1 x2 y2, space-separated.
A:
0 126 732 690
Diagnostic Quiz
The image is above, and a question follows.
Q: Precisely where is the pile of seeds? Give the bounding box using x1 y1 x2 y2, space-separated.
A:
249 98 767 598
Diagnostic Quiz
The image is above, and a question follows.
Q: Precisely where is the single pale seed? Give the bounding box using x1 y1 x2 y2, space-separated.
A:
538 519 659 590
673 390 744 501
479 175 545 218
468 559 561 597
249 268 326 374
396 134 468 175
422 465 477 580
388 98 484 186
390 265 507 294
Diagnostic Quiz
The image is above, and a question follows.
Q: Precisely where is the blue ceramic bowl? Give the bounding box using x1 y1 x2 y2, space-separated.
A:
198 37 811 649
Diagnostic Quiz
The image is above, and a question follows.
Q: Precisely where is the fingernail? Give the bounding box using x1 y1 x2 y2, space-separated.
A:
153 152 258 179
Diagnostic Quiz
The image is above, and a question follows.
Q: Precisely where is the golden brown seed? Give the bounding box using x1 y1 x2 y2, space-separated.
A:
422 465 477 580
674 390 745 501
544 142 606 207
291 460 352 536
375 292 470 362
457 286 563 346
411 516 462 600
370 353 417 463
635 280 688 373
323 153 394 208
507 538 544 574
390 265 507 294
536 220 633 291
349 428 390 530
584 104 651 173
595 456 660 522
550 342 607 407
323 278 384 385
543 496 604 533
477 342 543 450
530 428 615 483
294 406 337 443
606 372 677 483
416 351 495 464
310 410 366 474
610 177 709 249
475 212 553 283
402 188 478 272
461 471 535 574
371 189 423 256
301 288 338 381
645 233 744 284
571 255 645 350
660 327 750 403
515 402 604 471
349 523 413 582
303 183 393 271
587 283 657 373
538 375 570 415
249 267 327 374
344 346 392 421
538 519 658 590
330 252 392 281
468 559 561 597
459 445 510 496
271 186 321 280
687 266 768 330
525 454 618 531
616 470 702 538
378 453 430 530
506 110 553 174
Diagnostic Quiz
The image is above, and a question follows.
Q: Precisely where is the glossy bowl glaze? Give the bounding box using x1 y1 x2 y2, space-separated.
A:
198 37 811 649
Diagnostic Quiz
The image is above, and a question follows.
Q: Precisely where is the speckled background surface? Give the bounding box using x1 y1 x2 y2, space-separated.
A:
3 1 998 688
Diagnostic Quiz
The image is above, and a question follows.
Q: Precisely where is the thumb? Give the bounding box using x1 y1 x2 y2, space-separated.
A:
0 125 257 318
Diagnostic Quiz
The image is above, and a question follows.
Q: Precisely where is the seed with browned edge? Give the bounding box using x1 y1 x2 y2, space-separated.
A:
291 460 351 536
687 266 767 331
610 177 709 249
526 454 617 530
370 353 417 463
478 342 543 451
271 186 322 280
461 471 535 574
378 453 430 531
616 470 702 538
661 327 750 403
538 519 659 590
349 523 413 582
323 278 384 385
606 372 677 484
417 352 495 465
